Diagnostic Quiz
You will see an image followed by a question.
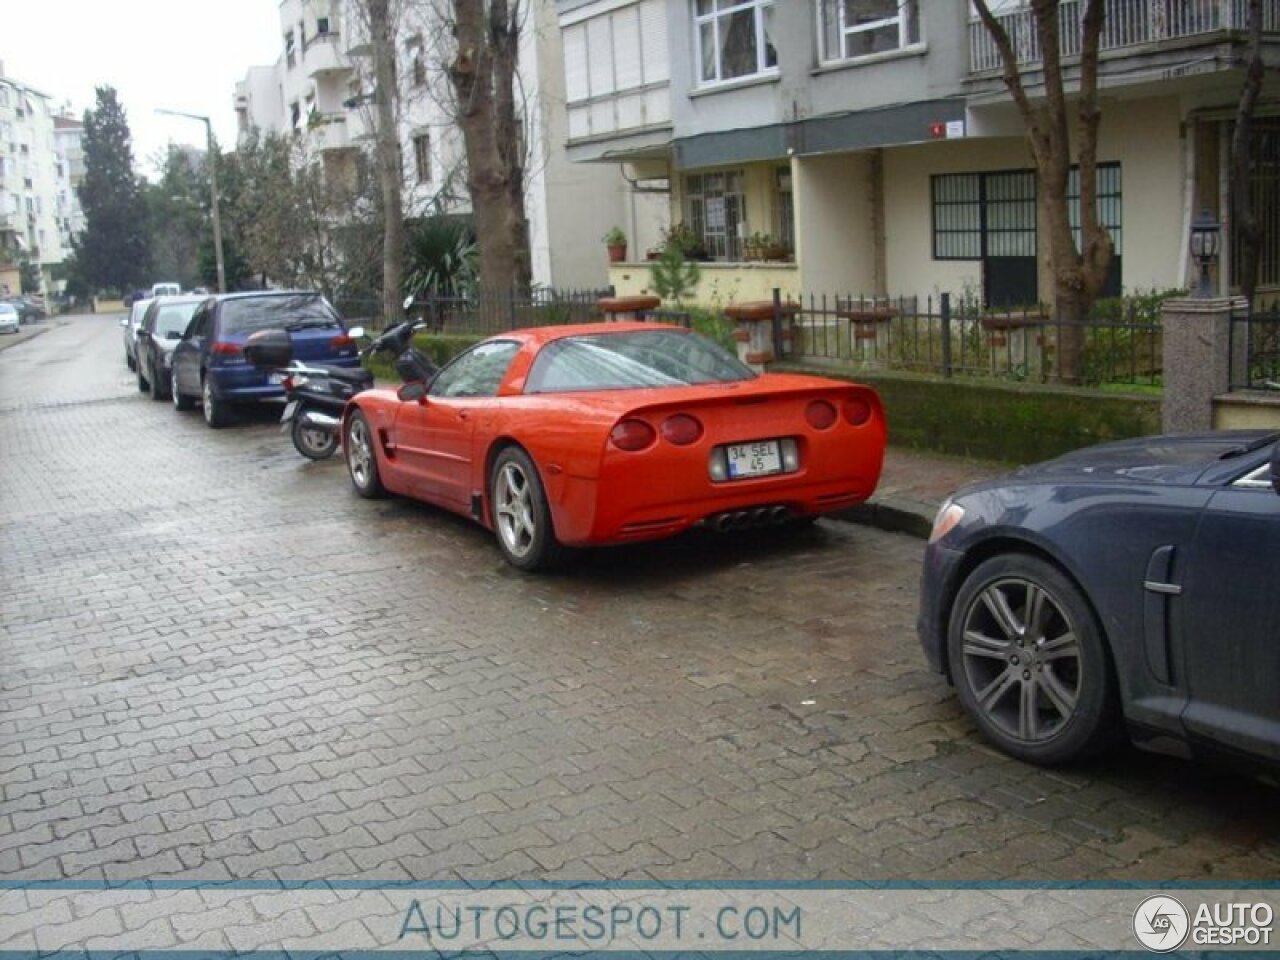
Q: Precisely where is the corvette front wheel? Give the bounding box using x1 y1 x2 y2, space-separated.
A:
490 447 564 572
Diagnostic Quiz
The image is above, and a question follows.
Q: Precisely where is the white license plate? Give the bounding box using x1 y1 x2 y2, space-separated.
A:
726 440 782 479
280 400 298 424
268 373 284 384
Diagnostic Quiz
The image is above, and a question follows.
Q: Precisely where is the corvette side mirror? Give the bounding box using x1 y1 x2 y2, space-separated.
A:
397 382 428 404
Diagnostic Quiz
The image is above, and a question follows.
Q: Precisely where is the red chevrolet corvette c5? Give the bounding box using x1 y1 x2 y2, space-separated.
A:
341 322 886 570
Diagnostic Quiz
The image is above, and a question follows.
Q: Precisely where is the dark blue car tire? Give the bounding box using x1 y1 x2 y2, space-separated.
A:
202 375 231 429
947 553 1120 766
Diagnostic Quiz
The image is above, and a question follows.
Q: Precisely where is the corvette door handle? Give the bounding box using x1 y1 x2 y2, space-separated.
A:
459 411 470 420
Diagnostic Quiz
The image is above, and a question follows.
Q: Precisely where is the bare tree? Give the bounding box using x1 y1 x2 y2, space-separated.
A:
974 0 1113 384
1231 0 1265 305
448 0 531 294
366 0 408 322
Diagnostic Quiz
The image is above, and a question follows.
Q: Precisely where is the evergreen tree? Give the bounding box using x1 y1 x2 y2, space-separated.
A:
73 87 149 293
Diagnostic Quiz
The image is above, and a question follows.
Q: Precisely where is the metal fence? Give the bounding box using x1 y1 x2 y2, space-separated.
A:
786 293 1164 387
1230 298 1280 390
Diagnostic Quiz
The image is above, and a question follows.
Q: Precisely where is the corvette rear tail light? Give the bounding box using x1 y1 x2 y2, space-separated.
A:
843 396 873 426
609 418 656 452
805 400 837 430
661 414 703 446
282 376 295 392
211 341 243 357
331 334 354 350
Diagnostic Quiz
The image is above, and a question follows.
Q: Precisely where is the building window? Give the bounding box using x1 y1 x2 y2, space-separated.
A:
1233 119 1280 290
290 101 301 132
407 35 427 87
285 30 297 68
413 133 432 183
932 170 1037 261
774 166 794 251
694 0 776 85
317 16 331 34
820 0 919 62
685 170 746 260
1067 162 1122 254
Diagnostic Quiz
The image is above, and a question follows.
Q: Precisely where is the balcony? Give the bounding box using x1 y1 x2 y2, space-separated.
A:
969 0 1280 74
306 32 351 78
309 113 353 153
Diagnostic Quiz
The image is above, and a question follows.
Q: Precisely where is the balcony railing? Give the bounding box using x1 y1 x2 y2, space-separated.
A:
969 0 1280 74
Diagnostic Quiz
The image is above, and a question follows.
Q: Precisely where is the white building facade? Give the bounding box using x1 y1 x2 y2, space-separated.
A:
0 63 80 297
234 0 631 292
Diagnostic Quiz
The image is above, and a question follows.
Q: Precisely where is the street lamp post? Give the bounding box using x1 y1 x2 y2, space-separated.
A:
156 108 226 293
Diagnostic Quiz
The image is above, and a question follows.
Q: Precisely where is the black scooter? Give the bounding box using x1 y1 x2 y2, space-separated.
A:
245 316 436 460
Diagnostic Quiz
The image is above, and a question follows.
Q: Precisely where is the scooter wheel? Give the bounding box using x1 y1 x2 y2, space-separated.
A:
292 416 339 460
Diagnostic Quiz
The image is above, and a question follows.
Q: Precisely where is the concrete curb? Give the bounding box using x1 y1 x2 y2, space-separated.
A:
835 495 936 540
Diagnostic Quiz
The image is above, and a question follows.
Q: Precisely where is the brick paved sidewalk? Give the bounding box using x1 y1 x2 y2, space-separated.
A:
842 447 1015 538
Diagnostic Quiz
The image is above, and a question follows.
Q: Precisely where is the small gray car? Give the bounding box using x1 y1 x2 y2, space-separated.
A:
135 296 205 401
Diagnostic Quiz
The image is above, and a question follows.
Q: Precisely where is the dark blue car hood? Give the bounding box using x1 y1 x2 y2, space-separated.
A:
997 430 1279 488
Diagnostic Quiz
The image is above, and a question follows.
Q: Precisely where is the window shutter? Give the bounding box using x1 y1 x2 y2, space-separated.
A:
613 9 643 91
563 25 589 103
587 17 614 97
638 0 670 85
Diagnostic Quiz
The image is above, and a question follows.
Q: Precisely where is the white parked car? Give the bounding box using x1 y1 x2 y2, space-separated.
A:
0 302 20 335
121 298 152 369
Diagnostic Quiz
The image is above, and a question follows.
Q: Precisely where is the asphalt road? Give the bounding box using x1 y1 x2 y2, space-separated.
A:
1 313 1277 882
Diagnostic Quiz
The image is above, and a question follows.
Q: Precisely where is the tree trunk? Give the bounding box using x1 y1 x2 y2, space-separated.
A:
974 0 1113 385
369 0 405 324
1231 0 1265 306
450 0 530 297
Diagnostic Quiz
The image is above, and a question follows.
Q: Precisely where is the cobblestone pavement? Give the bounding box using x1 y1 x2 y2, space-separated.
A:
1 315 1277 884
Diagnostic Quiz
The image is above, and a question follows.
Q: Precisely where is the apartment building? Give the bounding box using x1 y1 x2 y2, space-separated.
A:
0 62 78 298
234 0 631 291
560 0 1280 308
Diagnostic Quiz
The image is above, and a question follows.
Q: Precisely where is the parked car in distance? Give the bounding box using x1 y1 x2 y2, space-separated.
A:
150 282 181 298
342 322 886 571
135 295 204 401
0 302 19 335
170 291 359 428
919 430 1280 770
3 296 45 323
120 297 152 370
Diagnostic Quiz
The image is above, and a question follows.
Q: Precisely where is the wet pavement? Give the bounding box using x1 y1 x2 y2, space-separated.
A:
1 314 1277 883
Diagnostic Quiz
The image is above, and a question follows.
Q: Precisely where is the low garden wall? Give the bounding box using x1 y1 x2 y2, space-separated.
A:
782 365 1162 463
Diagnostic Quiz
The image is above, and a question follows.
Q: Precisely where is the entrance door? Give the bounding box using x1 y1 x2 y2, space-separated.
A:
981 170 1038 309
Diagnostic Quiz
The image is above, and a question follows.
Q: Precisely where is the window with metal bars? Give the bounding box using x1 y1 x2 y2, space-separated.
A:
685 171 746 260
1233 119 1280 291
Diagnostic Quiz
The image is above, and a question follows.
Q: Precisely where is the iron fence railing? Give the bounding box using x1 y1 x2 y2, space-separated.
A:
786 292 1164 387
969 0 1280 74
1230 298 1280 389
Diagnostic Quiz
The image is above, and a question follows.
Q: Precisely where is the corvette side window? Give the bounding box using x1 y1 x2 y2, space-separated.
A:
430 341 520 398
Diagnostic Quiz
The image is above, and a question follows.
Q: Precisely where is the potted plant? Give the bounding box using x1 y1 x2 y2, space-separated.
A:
603 226 627 263
743 232 773 261
660 222 710 262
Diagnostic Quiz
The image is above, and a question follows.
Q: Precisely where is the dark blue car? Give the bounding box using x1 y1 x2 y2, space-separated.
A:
919 430 1279 769
170 291 360 428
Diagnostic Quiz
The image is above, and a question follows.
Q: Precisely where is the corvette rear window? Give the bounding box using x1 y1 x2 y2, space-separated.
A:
525 330 755 393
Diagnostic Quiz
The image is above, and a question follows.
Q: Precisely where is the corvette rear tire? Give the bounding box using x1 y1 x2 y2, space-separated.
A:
345 410 386 498
490 446 564 572
947 553 1119 766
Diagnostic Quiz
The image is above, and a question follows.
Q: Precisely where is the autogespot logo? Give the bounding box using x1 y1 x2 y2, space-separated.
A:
1133 895 1191 952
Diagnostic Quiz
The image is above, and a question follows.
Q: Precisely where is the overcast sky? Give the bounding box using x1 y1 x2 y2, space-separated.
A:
5 1 284 177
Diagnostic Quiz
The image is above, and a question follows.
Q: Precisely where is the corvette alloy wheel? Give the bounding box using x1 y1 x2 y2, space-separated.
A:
490 447 563 572
345 411 385 498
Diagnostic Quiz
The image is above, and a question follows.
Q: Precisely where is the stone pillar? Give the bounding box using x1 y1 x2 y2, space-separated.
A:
723 300 799 372
1161 296 1247 433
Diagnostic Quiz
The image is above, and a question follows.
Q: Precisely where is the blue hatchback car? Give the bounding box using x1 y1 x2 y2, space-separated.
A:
170 291 360 428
